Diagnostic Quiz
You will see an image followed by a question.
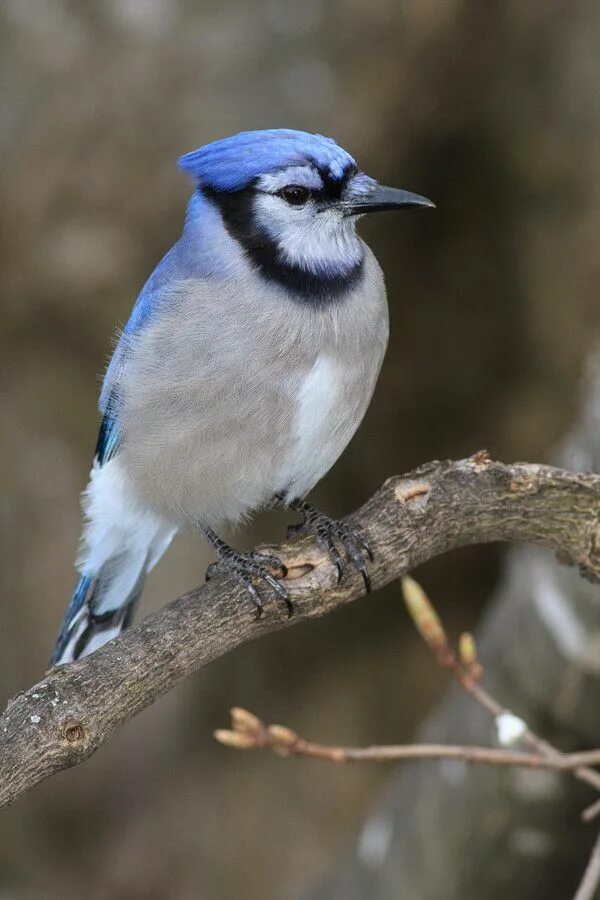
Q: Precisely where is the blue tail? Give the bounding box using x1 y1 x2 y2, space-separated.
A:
50 575 93 666
50 560 147 667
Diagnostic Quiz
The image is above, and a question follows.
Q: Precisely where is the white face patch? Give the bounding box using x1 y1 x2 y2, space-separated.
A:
252 167 363 275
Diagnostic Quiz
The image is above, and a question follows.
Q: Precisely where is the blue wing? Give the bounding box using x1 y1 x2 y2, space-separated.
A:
95 245 182 465
95 401 121 465
52 230 191 665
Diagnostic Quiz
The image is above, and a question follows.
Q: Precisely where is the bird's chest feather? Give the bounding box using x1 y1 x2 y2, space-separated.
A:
119 257 387 523
282 352 366 498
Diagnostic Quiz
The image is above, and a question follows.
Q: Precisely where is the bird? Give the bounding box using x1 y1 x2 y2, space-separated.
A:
50 128 433 666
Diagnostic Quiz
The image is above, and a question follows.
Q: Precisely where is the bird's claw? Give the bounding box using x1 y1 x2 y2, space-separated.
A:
288 507 373 592
206 549 292 618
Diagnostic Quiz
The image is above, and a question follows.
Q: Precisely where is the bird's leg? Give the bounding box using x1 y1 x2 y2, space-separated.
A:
280 496 374 593
201 525 292 618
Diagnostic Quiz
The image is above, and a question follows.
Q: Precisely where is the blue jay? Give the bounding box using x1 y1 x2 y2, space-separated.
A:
51 129 433 666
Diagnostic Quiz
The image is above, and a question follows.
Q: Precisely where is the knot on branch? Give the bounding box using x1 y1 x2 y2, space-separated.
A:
62 720 89 750
393 479 431 511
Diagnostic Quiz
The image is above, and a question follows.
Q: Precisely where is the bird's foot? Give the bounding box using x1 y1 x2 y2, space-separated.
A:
203 527 291 618
286 499 373 592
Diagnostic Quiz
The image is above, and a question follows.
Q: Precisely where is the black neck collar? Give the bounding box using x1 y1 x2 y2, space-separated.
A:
204 187 364 304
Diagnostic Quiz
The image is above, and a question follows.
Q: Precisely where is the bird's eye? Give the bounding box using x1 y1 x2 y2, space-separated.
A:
278 185 310 206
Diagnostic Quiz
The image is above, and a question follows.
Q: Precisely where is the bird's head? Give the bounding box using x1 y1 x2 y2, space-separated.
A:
178 129 433 301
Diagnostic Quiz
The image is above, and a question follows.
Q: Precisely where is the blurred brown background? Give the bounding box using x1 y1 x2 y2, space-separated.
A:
1 1 599 898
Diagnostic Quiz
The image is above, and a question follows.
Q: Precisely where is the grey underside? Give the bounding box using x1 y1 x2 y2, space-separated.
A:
114 244 389 529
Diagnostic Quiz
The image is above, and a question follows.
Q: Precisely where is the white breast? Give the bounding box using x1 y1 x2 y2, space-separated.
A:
284 355 346 499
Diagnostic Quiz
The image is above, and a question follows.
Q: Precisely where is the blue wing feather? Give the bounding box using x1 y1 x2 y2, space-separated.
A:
96 245 182 463
50 573 93 665
95 405 121 465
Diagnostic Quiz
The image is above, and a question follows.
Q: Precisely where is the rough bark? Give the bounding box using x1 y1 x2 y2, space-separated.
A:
1 457 599 810
312 363 600 900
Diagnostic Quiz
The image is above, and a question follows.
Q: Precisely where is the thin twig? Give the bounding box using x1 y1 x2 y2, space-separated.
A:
574 830 600 900
453 656 600 795
401 576 600 801
214 709 600 775
402 578 600 900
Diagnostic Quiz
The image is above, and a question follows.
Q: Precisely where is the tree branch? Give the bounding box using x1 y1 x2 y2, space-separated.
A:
214 706 600 772
1 454 599 807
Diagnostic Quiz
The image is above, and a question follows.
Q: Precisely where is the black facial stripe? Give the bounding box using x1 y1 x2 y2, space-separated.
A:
315 161 358 199
205 185 364 304
260 161 358 201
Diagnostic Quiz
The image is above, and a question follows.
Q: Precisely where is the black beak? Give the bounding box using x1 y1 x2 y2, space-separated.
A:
343 183 435 216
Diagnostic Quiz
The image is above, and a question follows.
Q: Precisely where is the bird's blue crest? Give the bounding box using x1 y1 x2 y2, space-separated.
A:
178 129 357 193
